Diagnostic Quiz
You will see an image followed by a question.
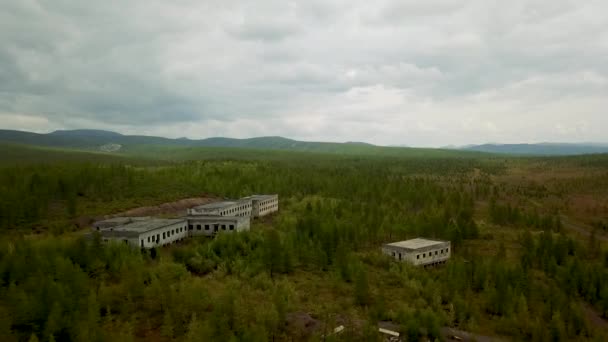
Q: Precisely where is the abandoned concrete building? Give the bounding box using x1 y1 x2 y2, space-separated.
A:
187 194 279 218
187 215 250 236
243 194 279 217
93 194 279 248
187 199 253 217
98 218 189 248
382 238 451 266
96 216 250 248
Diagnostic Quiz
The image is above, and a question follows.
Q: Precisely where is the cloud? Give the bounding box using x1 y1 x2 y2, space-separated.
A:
0 0 607 146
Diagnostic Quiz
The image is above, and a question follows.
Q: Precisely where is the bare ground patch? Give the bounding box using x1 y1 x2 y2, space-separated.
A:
581 302 608 331
113 196 219 218
72 195 222 229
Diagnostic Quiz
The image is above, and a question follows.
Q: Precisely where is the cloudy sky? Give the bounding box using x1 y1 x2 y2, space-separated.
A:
1 0 607 147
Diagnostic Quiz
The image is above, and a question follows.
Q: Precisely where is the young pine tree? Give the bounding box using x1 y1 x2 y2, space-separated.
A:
354 266 371 307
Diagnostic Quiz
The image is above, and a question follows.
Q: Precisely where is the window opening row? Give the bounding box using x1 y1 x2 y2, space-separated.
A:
415 248 450 260
191 223 236 231
146 226 187 244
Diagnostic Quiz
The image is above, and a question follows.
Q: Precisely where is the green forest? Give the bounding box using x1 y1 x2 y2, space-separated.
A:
0 144 607 341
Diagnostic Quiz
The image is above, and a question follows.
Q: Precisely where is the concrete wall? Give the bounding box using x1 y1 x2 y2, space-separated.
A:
382 241 451 266
188 200 252 217
101 236 139 247
187 216 250 237
139 221 189 248
252 195 279 217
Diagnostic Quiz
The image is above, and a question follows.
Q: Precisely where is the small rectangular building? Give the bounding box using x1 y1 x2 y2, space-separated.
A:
187 199 253 217
243 194 279 218
99 218 188 249
186 215 250 236
382 238 451 266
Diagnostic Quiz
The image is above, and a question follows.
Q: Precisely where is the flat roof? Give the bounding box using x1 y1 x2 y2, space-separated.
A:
242 194 277 200
94 216 150 224
384 238 447 251
191 198 252 210
186 215 248 222
113 218 186 233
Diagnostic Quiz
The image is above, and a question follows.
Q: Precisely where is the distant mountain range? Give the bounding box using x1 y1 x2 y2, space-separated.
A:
0 129 390 155
1 129 607 156
459 143 608 156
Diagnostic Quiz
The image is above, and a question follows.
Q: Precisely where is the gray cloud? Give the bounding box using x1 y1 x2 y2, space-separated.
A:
0 0 607 146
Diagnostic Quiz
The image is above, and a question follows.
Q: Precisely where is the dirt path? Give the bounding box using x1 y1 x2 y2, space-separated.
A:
74 196 221 228
115 196 219 218
441 327 509 342
73 195 220 230
581 302 608 331
560 215 608 242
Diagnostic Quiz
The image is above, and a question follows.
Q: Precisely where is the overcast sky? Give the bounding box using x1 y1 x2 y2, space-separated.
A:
1 0 607 147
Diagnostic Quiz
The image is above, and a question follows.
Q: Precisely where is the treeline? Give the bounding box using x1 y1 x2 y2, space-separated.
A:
0 157 495 232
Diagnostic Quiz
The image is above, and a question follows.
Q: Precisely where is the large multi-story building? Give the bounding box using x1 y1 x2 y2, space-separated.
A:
382 238 451 266
95 216 251 248
94 193 278 248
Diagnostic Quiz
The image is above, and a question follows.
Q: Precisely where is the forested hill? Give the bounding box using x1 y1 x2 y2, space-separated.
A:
0 129 478 158
0 129 378 151
462 143 608 156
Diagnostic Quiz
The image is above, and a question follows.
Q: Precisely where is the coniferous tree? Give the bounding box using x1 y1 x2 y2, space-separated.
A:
354 266 371 307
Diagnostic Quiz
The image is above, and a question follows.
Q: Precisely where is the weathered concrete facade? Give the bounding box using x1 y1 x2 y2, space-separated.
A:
99 218 188 248
187 199 252 217
243 194 279 217
96 216 250 248
382 238 451 266
94 194 278 249
187 215 250 236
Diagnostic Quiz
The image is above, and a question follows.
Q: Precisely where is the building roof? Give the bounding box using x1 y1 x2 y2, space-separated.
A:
186 215 248 222
93 216 150 225
190 198 252 211
242 194 277 201
112 218 186 233
384 238 448 251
